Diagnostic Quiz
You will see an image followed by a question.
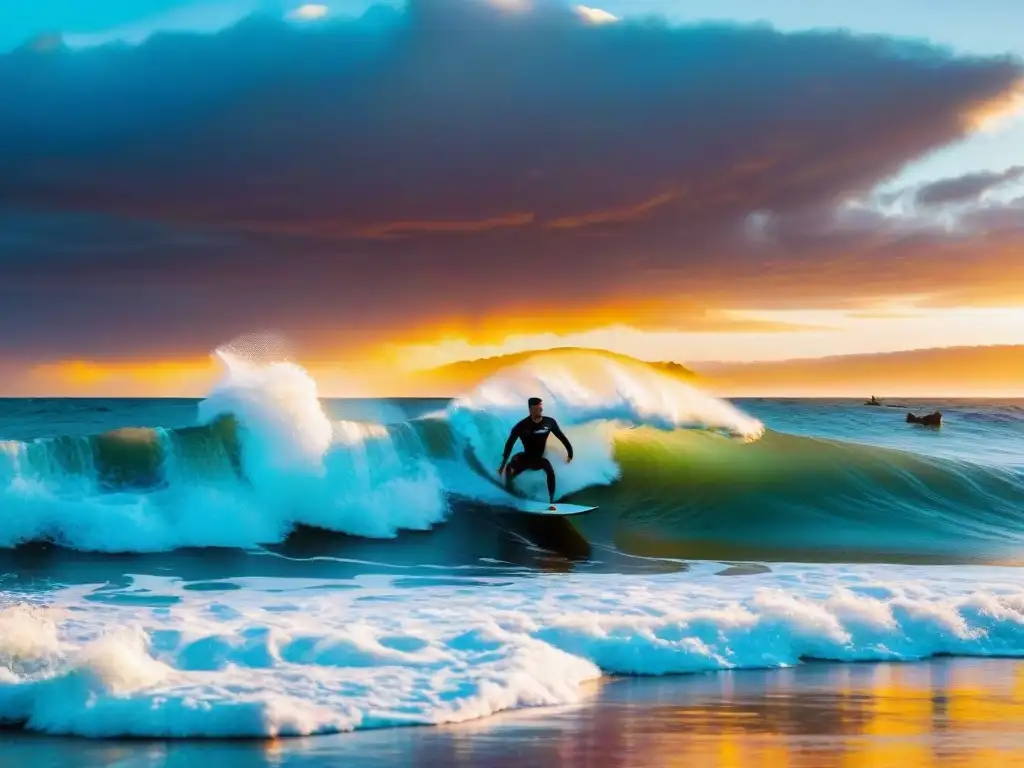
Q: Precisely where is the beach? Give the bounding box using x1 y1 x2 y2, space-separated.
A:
6 658 1024 767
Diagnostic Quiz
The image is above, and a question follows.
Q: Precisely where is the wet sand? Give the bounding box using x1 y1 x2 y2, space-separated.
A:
6 657 1024 767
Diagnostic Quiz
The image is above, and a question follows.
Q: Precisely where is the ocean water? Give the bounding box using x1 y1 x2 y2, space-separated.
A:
1 347 1024 740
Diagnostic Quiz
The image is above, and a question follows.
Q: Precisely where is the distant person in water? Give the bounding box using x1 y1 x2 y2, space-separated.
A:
498 397 574 510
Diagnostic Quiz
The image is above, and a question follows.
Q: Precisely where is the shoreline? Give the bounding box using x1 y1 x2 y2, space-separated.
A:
5 657 1024 766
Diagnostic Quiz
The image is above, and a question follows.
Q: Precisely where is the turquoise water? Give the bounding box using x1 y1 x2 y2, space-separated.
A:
1 349 1023 740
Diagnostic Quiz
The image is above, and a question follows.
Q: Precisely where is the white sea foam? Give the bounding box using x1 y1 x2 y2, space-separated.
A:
2 563 1023 738
197 349 449 539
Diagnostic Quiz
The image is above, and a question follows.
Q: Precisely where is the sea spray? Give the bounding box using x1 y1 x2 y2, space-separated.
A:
199 349 335 481
454 350 764 440
203 341 451 537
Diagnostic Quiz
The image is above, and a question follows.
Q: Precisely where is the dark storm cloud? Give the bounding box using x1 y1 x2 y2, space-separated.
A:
915 166 1024 207
1 0 1023 359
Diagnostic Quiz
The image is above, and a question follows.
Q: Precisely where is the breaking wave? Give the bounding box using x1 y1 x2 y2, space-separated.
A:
1 345 1023 563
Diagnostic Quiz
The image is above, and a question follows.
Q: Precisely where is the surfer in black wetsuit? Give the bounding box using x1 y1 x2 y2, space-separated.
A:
497 397 574 510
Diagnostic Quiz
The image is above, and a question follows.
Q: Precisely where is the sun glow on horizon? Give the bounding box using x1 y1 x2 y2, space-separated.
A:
25 359 222 397
382 305 1024 371
8 305 1024 397
17 355 394 398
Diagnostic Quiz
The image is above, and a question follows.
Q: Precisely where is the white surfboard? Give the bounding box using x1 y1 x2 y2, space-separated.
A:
508 499 598 516
464 451 597 516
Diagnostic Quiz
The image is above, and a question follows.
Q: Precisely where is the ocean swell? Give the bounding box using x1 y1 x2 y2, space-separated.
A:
2 347 1023 563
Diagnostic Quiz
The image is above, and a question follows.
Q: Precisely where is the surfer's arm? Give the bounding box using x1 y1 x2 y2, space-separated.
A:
550 419 573 460
499 423 520 469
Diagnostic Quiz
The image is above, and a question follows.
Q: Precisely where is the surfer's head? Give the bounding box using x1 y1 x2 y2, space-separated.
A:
527 397 543 418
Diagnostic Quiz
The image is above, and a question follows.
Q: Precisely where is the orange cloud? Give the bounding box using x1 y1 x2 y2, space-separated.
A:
544 189 681 230
357 212 536 238
371 302 830 355
961 78 1024 132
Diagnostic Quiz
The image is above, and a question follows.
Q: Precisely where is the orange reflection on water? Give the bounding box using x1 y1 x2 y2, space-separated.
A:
841 664 935 768
479 659 1024 768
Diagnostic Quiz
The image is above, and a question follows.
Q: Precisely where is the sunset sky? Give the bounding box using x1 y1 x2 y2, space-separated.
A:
2 0 1023 395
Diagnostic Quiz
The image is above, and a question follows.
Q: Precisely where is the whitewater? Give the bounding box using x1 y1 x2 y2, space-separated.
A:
1 346 1024 738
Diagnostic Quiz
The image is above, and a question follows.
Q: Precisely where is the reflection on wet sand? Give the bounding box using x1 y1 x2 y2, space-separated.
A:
574 660 1024 768
7 658 1024 767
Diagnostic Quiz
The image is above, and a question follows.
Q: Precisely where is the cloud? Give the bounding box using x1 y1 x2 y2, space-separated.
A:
57 1 263 50
727 180 1024 311
287 4 330 21
915 166 1024 207
1 0 1023 361
962 80 1024 132
574 5 617 24
5 2 1019 232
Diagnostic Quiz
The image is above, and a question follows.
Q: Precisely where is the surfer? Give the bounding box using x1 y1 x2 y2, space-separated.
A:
498 397 574 510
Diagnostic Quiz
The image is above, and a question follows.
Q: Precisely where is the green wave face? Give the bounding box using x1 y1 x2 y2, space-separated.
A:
11 415 242 493
561 427 1024 564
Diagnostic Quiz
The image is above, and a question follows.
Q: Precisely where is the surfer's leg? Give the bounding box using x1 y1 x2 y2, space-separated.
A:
537 458 556 502
504 453 525 492
503 465 515 492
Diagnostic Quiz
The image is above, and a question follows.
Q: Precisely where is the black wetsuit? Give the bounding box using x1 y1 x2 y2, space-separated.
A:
499 416 574 502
